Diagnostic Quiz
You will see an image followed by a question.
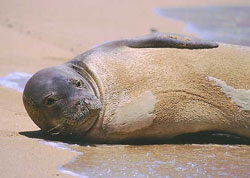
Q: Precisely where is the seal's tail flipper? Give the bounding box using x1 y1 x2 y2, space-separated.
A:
126 32 219 49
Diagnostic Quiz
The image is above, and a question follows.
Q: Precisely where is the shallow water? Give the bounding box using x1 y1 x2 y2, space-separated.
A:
58 144 250 178
155 6 250 46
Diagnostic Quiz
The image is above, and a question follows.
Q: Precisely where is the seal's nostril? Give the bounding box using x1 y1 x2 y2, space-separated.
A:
75 101 82 107
84 99 90 105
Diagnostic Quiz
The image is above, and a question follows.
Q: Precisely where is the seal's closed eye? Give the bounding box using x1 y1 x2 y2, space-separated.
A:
44 94 56 106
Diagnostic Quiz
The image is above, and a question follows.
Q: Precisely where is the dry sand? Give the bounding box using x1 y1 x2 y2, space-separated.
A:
0 0 249 177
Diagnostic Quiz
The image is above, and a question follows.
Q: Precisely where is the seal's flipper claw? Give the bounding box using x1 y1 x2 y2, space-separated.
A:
126 32 219 49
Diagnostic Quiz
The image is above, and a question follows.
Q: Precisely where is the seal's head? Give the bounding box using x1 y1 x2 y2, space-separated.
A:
23 65 102 136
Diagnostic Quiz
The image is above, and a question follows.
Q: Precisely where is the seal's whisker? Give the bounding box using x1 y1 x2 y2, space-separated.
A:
51 126 65 135
70 125 75 135
47 123 62 133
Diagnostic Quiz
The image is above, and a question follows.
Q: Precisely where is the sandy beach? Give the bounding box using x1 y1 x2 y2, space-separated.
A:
0 0 249 177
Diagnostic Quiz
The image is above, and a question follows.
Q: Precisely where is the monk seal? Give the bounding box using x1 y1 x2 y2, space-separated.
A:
23 32 250 143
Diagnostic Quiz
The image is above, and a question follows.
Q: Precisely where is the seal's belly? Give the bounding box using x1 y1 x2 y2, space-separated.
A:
103 89 229 141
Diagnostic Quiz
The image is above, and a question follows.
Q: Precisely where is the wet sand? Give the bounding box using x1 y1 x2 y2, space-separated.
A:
0 0 250 177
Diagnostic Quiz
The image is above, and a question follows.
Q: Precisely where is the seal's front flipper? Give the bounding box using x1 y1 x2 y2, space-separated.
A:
126 32 219 49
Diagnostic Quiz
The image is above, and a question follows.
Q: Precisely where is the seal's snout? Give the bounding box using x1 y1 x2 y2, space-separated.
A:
69 99 90 122
69 96 102 123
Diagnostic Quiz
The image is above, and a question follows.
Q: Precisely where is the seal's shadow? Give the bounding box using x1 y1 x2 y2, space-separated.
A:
19 130 84 144
19 130 250 145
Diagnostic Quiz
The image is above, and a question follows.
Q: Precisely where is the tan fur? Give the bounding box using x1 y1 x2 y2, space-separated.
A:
82 44 250 142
